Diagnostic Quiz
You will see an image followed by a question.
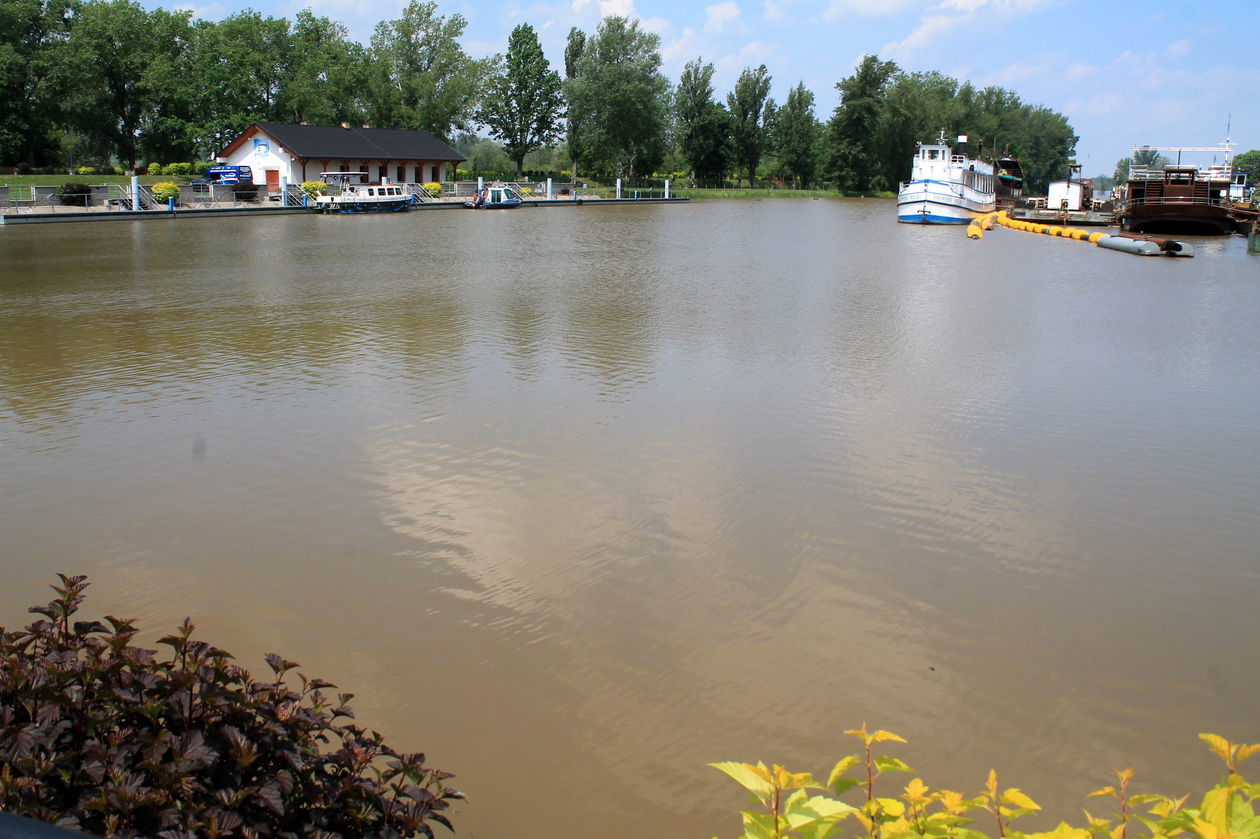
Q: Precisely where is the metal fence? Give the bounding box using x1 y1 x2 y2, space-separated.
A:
0 182 310 214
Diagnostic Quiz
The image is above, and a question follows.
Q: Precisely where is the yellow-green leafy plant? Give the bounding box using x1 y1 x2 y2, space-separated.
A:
423 181 442 197
150 181 180 201
710 761 855 839
301 180 328 197
713 727 1259 839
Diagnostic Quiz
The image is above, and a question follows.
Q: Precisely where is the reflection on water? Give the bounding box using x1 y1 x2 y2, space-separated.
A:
2 204 1259 839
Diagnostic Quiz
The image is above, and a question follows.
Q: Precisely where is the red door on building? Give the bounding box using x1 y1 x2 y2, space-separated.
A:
265 169 280 196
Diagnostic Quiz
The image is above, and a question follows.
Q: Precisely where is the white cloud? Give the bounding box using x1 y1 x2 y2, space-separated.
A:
881 0 1063 61
705 1 741 32
823 0 918 22
1165 39 1190 58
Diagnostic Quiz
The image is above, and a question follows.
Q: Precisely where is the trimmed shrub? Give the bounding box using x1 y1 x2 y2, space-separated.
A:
150 181 180 201
147 162 160 175
423 181 441 197
76 165 95 176
194 161 211 175
0 574 461 839
300 180 328 197
56 182 92 206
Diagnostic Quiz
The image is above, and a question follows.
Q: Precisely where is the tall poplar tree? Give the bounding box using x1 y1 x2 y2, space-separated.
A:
676 58 732 182
563 26 586 182
825 54 898 192
477 23 564 178
772 82 819 188
726 64 771 187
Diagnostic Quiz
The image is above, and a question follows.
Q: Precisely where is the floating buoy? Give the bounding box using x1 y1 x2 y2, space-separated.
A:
1096 236 1161 256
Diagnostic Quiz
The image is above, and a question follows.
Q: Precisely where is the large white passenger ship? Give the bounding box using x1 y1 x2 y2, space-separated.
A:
897 133 996 224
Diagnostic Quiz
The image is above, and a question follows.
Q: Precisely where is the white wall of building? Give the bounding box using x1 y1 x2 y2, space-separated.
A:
218 130 453 186
1047 180 1085 211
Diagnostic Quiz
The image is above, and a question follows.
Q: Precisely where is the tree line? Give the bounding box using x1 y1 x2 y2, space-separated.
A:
1 0 1079 193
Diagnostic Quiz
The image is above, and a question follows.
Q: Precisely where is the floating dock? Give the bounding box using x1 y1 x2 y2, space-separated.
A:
0 195 688 225
1011 207 1116 226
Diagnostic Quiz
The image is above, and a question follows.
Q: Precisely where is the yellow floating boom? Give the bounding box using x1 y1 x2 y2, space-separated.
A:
967 211 1191 256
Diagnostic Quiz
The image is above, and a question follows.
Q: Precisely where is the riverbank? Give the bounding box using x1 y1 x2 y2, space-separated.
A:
0 194 690 225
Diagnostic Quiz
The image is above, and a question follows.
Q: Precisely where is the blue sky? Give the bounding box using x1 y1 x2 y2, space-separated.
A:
162 0 1258 176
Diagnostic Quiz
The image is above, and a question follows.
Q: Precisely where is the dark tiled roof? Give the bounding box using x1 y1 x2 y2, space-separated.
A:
249 122 464 162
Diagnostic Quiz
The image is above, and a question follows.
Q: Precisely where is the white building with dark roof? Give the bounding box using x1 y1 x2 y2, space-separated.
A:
217 122 465 189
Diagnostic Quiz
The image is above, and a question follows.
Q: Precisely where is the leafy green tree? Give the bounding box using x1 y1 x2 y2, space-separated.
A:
1114 157 1131 182
369 0 492 142
564 16 670 180
55 0 192 168
466 137 513 178
0 0 75 166
771 82 820 188
871 69 957 186
563 26 586 182
276 10 371 126
726 64 771 187
477 23 564 178
1233 149 1260 182
184 12 294 158
676 58 732 182
1014 105 1077 193
825 55 898 192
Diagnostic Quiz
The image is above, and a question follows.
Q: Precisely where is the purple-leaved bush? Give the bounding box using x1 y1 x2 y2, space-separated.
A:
0 574 461 839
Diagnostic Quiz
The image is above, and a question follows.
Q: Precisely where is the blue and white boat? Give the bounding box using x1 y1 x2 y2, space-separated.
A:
897 133 995 224
314 172 415 213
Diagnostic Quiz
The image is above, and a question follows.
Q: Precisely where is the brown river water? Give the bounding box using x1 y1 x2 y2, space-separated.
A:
2 200 1258 838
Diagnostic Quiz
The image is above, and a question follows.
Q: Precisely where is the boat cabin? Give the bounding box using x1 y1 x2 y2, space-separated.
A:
318 172 406 199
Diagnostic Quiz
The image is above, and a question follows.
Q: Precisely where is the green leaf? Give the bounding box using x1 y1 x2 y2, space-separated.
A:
711 762 775 804
875 756 914 774
831 778 861 796
827 756 861 788
1003 789 1041 811
1202 786 1230 832
784 791 857 827
742 810 780 839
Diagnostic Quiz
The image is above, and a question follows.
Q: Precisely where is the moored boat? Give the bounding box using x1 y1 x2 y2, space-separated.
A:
897 132 995 224
1117 143 1237 235
314 172 415 214
466 184 523 209
994 156 1024 210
